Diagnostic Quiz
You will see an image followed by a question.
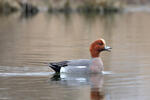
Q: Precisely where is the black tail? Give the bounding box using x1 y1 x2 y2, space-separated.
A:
49 63 61 73
48 61 68 73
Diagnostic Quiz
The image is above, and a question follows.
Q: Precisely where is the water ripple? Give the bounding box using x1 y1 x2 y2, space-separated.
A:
0 72 54 77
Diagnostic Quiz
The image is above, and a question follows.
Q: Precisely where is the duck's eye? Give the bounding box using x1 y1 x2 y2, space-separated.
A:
98 43 103 45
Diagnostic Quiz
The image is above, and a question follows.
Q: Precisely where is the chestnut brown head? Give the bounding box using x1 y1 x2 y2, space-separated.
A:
90 39 112 58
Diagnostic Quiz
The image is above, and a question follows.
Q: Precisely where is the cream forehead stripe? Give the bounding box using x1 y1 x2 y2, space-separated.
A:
100 38 106 45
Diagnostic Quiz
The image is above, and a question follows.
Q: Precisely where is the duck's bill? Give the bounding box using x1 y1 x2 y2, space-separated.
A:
104 46 112 52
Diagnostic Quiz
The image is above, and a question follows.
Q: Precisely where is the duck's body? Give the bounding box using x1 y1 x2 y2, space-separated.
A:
49 38 111 73
49 58 103 74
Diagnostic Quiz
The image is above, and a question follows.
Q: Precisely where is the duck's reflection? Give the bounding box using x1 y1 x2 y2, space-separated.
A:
91 88 104 100
50 73 104 100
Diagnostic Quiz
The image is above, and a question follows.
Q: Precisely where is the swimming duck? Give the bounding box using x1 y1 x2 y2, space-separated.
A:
49 38 111 74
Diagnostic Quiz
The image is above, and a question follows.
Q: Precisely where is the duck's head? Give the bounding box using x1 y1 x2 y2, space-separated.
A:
90 38 112 58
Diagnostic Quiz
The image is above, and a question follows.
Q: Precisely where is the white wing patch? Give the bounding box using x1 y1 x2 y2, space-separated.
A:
76 66 87 68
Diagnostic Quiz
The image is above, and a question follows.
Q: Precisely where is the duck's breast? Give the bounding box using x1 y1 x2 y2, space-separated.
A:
89 58 103 73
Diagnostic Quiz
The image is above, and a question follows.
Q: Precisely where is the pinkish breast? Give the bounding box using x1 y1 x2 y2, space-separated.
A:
89 58 104 73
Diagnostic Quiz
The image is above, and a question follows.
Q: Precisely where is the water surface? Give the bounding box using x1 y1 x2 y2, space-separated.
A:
0 10 150 100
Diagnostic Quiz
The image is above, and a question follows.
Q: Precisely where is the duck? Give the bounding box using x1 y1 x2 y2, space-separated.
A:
49 38 111 74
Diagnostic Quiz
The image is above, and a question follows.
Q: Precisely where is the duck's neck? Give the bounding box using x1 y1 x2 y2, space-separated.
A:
90 50 100 58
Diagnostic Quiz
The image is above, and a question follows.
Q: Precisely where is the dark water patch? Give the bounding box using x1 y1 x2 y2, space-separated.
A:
0 0 19 14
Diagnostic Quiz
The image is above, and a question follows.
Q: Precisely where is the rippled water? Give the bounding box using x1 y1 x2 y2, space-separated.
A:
0 9 150 100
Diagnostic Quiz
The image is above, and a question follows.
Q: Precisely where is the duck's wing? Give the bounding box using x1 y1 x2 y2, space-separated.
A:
61 59 91 73
49 61 69 73
49 59 90 73
67 59 90 66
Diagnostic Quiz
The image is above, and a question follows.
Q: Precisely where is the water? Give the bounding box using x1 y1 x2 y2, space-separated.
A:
0 9 150 100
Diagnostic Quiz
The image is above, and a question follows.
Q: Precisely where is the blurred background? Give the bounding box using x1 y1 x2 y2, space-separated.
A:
0 0 150 100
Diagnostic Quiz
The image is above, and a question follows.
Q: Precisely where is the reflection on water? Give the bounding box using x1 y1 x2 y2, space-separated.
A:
0 9 150 100
50 73 104 100
50 73 104 87
91 88 104 100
